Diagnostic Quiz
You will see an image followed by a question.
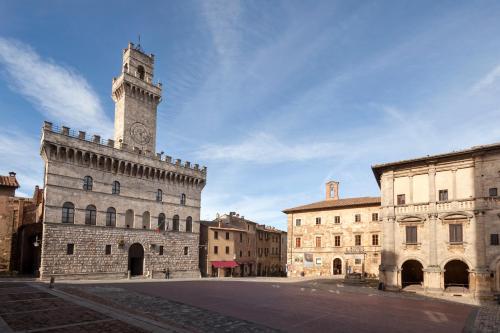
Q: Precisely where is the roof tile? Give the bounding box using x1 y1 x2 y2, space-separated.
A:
283 196 380 213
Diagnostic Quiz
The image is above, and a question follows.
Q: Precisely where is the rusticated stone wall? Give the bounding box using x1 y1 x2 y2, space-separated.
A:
40 222 200 279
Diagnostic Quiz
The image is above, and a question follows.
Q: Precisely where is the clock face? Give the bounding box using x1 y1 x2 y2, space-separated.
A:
130 122 151 145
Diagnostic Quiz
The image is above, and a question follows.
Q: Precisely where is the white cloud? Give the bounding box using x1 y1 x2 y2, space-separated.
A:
195 132 348 163
469 64 500 94
0 129 43 197
0 37 113 136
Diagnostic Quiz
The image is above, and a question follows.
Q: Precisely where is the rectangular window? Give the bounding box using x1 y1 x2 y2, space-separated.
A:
214 231 218 240
355 259 362 265
372 234 379 246
248 251 250 257
295 237 301 248
225 246 230 254
214 246 218 254
315 258 322 266
226 232 230 240
296 219 301 226
491 234 499 246
184 247 188 255
372 213 378 222
355 235 361 246
439 189 448 201
334 235 341 247
449 224 463 243
406 226 417 244
67 243 74 255
105 244 111 255
489 188 498 197
334 216 340 224
240 233 243 242
159 246 164 255
397 194 406 205
355 214 361 222
316 217 321 225
315 236 321 248
258 248 262 256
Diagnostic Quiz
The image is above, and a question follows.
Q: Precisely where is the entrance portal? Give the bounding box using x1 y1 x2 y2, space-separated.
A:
401 260 423 287
444 260 469 288
333 258 342 275
128 243 144 276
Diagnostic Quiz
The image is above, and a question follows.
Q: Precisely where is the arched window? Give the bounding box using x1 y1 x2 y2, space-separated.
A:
137 65 145 80
125 209 134 228
85 205 96 225
173 215 180 231
62 202 75 224
156 189 162 202
186 216 193 233
83 176 93 191
142 211 150 229
158 213 166 231
180 193 186 205
106 207 116 227
112 181 120 195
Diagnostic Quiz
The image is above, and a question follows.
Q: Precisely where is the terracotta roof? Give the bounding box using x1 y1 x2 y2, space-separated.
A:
0 175 19 188
283 196 380 213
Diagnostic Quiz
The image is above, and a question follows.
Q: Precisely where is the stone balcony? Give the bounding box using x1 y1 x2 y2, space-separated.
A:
394 197 498 215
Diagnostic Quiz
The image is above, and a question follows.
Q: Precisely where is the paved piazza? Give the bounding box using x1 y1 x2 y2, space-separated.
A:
0 279 498 332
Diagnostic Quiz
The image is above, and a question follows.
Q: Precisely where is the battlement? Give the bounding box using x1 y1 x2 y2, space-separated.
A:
42 121 207 175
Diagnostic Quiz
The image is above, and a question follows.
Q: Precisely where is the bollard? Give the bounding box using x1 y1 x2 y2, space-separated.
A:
127 270 131 279
49 276 55 289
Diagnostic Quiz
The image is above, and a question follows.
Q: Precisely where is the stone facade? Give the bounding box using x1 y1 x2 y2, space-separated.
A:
372 143 500 296
0 173 43 274
199 213 286 277
39 43 206 279
284 183 381 278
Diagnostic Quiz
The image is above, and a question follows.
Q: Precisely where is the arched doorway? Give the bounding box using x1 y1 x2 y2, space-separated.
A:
401 260 424 287
444 260 469 288
333 258 342 275
128 243 144 276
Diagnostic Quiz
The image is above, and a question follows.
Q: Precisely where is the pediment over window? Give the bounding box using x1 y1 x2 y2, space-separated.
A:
440 212 471 221
397 215 424 223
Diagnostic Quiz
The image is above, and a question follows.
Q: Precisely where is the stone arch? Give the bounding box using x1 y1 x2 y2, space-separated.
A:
401 259 424 287
76 150 83 165
105 158 112 171
68 149 75 163
91 154 98 168
444 259 469 289
132 164 138 177
98 156 105 169
126 163 132 176
440 256 473 271
138 165 144 178
398 256 426 269
119 161 125 174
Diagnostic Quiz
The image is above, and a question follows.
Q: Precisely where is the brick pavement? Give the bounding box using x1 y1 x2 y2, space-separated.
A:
60 285 280 333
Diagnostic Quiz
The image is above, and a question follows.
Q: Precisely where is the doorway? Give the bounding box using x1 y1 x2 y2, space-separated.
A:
128 243 144 276
333 258 342 275
401 260 424 287
444 260 469 288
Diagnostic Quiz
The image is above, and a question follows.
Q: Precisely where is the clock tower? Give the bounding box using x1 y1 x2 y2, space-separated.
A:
112 42 162 153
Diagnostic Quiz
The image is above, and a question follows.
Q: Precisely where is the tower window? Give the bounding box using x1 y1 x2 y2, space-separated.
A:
62 202 75 224
112 181 120 195
137 65 145 80
106 207 116 227
156 189 162 202
180 193 186 205
83 176 93 191
67 244 74 255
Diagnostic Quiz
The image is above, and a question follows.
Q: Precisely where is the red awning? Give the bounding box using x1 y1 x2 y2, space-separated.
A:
212 261 239 268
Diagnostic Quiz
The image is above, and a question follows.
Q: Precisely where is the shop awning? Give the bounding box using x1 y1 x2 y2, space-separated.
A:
212 261 239 268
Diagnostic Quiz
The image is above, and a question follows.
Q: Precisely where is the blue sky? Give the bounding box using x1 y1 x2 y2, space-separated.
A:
1 1 500 230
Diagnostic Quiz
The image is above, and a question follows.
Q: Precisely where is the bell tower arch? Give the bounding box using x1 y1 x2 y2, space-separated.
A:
112 42 162 153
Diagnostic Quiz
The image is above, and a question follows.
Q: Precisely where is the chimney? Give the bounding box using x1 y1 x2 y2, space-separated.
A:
326 181 339 200
9 172 16 177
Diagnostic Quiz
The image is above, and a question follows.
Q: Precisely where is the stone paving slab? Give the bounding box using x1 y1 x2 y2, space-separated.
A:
0 291 57 302
0 297 68 314
62 285 281 333
470 305 500 333
1 305 108 331
35 319 150 333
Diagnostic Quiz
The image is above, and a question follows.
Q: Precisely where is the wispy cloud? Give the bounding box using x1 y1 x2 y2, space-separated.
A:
469 64 500 94
195 132 348 163
0 128 43 196
0 37 113 135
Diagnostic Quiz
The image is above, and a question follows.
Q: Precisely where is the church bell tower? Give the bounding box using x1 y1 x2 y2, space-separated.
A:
112 42 162 153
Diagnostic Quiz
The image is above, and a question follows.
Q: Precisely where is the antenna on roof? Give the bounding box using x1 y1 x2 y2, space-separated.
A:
136 34 144 52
